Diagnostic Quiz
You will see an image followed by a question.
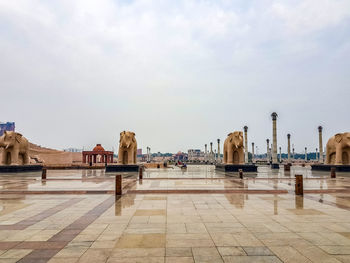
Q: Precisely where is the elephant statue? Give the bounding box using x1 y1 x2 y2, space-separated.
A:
325 132 350 165
0 131 30 165
223 131 245 164
118 131 137 164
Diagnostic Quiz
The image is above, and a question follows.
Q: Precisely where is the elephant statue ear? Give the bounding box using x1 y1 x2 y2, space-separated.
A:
335 133 343 143
227 133 232 137
15 133 22 143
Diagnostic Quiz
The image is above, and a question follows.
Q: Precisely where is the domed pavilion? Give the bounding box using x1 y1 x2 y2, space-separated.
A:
82 144 114 164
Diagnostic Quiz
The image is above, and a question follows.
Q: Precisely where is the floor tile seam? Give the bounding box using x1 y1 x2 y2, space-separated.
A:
17 197 114 260
0 198 83 230
202 216 232 262
304 194 350 212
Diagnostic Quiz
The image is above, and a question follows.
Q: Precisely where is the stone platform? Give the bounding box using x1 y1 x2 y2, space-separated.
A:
215 164 257 172
271 163 280 169
0 165 43 173
311 164 350 172
105 164 140 172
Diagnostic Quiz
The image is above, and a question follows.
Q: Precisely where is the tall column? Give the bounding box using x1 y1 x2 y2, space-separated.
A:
287 134 291 163
305 147 307 161
217 139 221 163
252 142 255 163
318 126 324 163
279 147 282 162
292 147 295 160
149 147 151 162
205 144 207 162
266 139 270 162
210 142 213 162
316 148 318 161
244 126 248 163
271 112 278 164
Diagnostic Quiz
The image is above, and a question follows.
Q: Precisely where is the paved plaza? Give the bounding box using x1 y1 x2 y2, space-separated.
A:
0 165 350 262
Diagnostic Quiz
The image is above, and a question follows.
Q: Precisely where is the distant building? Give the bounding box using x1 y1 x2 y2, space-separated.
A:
0 122 15 136
188 149 202 161
137 149 142 157
174 151 188 162
64 148 83 152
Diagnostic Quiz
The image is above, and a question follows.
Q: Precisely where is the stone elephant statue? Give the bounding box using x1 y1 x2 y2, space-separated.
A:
0 131 29 165
118 131 137 164
223 131 244 164
325 132 350 165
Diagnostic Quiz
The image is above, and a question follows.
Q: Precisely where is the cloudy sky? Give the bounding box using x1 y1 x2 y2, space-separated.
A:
1 0 349 154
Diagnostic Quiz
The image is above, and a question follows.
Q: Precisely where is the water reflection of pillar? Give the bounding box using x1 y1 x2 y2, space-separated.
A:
115 194 136 216
274 195 278 215
295 195 304 209
223 179 245 208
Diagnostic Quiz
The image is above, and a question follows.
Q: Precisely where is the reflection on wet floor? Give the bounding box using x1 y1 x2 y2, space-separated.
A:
0 165 349 193
0 166 350 262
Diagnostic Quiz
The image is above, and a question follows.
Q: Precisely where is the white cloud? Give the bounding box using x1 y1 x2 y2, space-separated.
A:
0 0 349 153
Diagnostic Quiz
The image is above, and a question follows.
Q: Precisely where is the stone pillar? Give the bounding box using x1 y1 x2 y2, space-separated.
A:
292 147 295 160
287 134 291 163
271 112 278 164
318 126 323 163
316 148 318 161
149 147 151 162
266 139 270 162
305 147 307 161
244 126 248 164
279 147 282 163
217 139 221 163
82 153 86 163
210 142 213 162
252 142 255 163
205 144 207 162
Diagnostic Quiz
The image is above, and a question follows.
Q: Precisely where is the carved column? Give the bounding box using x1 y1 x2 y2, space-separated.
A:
305 147 307 162
271 112 278 164
217 139 221 163
244 126 248 163
266 139 270 162
318 126 323 163
287 134 291 163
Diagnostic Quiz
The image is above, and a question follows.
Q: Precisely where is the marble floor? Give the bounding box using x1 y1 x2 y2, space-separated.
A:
0 165 350 262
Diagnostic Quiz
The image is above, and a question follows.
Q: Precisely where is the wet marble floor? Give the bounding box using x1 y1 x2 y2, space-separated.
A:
0 165 350 262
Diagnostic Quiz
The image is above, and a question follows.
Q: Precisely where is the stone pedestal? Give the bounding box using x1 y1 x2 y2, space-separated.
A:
106 164 140 172
311 164 350 172
0 165 43 173
271 163 280 169
215 164 257 172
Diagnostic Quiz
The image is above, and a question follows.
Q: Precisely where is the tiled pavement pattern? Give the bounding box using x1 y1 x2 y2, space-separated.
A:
0 166 350 262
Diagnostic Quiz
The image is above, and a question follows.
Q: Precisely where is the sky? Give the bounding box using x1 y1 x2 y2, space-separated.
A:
1 0 350 154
